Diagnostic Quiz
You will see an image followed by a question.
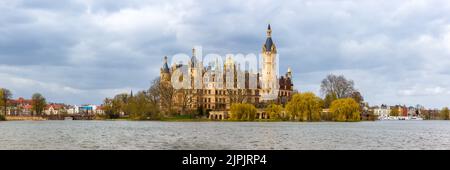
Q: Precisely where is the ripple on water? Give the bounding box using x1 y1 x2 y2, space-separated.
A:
1 121 450 150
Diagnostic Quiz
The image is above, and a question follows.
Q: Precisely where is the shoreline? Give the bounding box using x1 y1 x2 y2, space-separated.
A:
4 116 438 122
2 116 377 122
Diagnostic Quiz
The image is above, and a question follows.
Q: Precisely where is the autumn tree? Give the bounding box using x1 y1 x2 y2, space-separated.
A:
329 98 360 122
0 88 12 116
440 107 450 120
285 92 323 121
229 103 257 121
390 107 400 117
31 93 46 116
266 104 284 120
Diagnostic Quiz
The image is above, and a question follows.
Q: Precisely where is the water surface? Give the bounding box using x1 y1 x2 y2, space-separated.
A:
1 121 450 150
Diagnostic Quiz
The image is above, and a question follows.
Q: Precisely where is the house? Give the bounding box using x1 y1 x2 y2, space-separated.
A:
7 97 33 116
67 105 79 115
44 104 66 115
95 106 105 115
373 104 391 118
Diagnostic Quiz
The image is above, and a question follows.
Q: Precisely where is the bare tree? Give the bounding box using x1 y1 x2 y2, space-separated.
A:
226 89 248 106
320 74 356 99
148 78 162 106
156 78 175 115
177 88 194 115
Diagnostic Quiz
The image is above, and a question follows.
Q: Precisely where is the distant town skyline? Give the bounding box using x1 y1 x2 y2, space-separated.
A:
0 0 449 108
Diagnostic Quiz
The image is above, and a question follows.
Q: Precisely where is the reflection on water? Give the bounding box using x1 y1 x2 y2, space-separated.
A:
1 121 450 150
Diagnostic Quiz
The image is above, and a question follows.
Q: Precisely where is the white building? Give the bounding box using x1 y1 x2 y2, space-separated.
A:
373 104 391 118
67 105 79 115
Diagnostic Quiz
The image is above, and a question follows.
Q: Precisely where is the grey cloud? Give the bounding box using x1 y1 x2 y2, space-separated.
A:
0 0 449 108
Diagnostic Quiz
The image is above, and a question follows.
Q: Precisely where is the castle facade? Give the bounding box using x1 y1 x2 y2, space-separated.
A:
160 25 294 118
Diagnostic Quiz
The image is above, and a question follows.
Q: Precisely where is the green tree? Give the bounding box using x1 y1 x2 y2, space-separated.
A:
31 93 46 116
390 107 399 117
285 92 323 121
229 103 257 121
440 107 450 120
129 91 160 120
266 104 284 120
329 98 360 122
0 88 12 116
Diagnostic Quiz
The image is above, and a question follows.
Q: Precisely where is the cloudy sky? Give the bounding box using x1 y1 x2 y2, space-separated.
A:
1 0 449 108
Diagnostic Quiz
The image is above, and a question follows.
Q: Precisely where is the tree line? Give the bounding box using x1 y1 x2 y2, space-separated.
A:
230 74 365 122
0 88 47 120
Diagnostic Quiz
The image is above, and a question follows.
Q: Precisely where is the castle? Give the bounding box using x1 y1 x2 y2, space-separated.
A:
160 25 294 119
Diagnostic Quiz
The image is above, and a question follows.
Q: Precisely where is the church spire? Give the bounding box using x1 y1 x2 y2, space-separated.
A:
267 24 272 37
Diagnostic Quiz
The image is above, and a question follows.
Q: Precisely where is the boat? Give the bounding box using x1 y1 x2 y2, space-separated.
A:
64 117 74 120
410 117 423 120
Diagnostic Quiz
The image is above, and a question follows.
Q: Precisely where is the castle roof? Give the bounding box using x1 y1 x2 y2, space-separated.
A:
264 24 275 52
162 56 170 73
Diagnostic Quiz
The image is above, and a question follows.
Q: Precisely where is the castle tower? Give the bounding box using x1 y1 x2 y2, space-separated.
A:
160 56 171 82
261 24 278 101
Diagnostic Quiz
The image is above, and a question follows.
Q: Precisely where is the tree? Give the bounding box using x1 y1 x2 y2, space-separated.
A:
128 91 160 120
177 88 194 116
323 93 337 108
285 92 323 121
157 78 176 115
148 78 161 106
321 74 356 98
0 88 12 116
226 89 248 106
229 103 257 121
102 98 121 119
329 98 360 122
350 91 364 105
266 104 284 120
440 107 450 120
390 107 399 117
320 74 364 108
31 93 46 116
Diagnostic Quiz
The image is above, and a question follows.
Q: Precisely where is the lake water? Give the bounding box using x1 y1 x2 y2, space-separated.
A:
1 120 450 150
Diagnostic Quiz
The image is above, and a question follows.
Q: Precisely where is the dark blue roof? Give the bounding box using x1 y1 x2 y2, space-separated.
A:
162 57 170 73
265 37 273 51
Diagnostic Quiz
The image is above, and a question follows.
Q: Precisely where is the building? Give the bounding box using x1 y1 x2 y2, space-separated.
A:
159 25 294 118
7 97 33 116
373 104 391 118
44 103 67 115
